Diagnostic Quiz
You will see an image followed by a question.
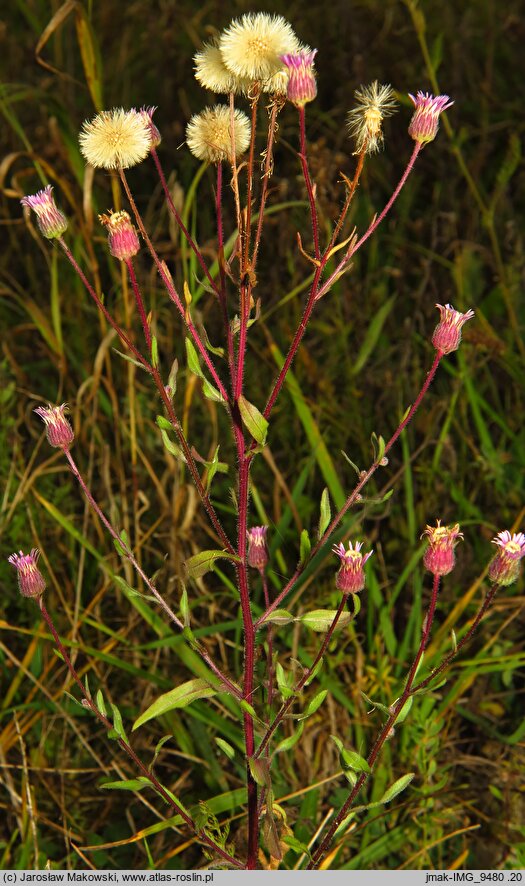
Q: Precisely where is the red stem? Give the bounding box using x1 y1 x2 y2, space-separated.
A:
119 169 229 405
125 258 152 351
151 148 220 299
64 449 240 696
255 351 443 627
255 594 347 759
307 572 442 869
315 142 423 302
298 105 320 260
58 239 150 371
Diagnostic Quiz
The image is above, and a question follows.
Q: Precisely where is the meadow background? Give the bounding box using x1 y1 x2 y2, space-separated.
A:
1 0 524 870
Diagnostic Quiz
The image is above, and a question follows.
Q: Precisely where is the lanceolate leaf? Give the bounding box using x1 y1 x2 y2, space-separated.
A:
185 549 241 580
380 772 415 804
318 487 331 537
132 678 217 730
299 609 352 632
238 395 268 445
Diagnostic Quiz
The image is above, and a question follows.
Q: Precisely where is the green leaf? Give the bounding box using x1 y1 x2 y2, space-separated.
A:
203 445 228 492
167 358 178 398
300 609 351 632
238 395 268 445
108 703 128 743
282 835 312 859
331 735 371 773
156 416 186 462
318 488 331 538
371 431 386 463
359 691 391 716
111 348 148 370
100 778 150 792
395 696 413 724
151 335 159 369
299 528 311 566
299 689 328 721
341 450 361 476
180 585 190 626
185 549 240 580
215 738 235 761
276 662 294 700
275 721 304 754
380 772 415 804
348 592 361 618
260 609 294 626
133 679 217 730
95 689 107 718
185 338 224 403
249 757 271 788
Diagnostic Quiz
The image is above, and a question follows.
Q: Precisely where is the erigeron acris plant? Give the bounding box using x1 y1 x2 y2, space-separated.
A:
11 10 524 870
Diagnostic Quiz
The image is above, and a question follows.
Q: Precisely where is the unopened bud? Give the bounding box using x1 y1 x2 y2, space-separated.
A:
432 303 474 355
247 526 269 571
421 520 463 576
99 210 140 261
8 549 46 598
34 403 74 450
488 531 525 586
333 541 373 594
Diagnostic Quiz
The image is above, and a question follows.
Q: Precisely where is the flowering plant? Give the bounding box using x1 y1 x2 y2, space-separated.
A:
8 9 523 871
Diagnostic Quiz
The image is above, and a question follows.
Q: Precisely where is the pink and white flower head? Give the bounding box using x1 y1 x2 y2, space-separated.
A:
34 403 74 450
8 549 46 598
422 520 463 576
333 541 373 594
139 106 162 148
488 530 525 586
21 185 68 240
408 91 453 144
99 210 140 261
280 49 318 107
247 525 269 571
432 303 475 355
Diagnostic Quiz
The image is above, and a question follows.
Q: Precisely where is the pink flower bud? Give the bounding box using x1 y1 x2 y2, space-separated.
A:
408 92 453 144
432 303 475 355
139 106 162 148
34 403 75 450
99 210 140 261
21 185 68 239
8 549 46 598
488 531 525 586
247 526 269 570
280 50 318 107
421 520 463 576
333 541 373 594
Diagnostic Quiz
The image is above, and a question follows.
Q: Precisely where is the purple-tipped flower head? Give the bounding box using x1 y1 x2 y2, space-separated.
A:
488 531 525 586
99 210 140 261
139 106 162 148
432 303 475 355
8 549 46 598
280 49 318 107
247 526 269 570
21 185 68 240
408 92 453 144
34 403 74 450
333 541 373 594
422 520 463 576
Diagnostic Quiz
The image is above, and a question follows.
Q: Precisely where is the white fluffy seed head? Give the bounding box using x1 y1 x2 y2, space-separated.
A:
346 82 398 154
186 105 251 163
79 108 152 169
219 13 300 81
194 41 251 94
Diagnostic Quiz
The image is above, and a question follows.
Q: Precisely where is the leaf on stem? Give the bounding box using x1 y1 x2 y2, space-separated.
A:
112 348 148 370
248 757 271 788
299 528 311 565
100 777 151 791
276 662 295 700
341 449 361 476
260 608 294 626
380 772 415 804
238 395 268 446
318 488 331 538
185 337 225 403
108 702 128 743
179 584 190 627
298 689 328 721
185 549 241 580
330 735 370 774
275 721 304 754
299 609 352 632
151 335 159 369
156 415 187 463
132 678 217 730
371 431 386 464
215 737 236 760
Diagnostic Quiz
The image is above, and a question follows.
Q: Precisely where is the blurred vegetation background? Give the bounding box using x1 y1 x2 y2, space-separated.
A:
1 0 524 871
